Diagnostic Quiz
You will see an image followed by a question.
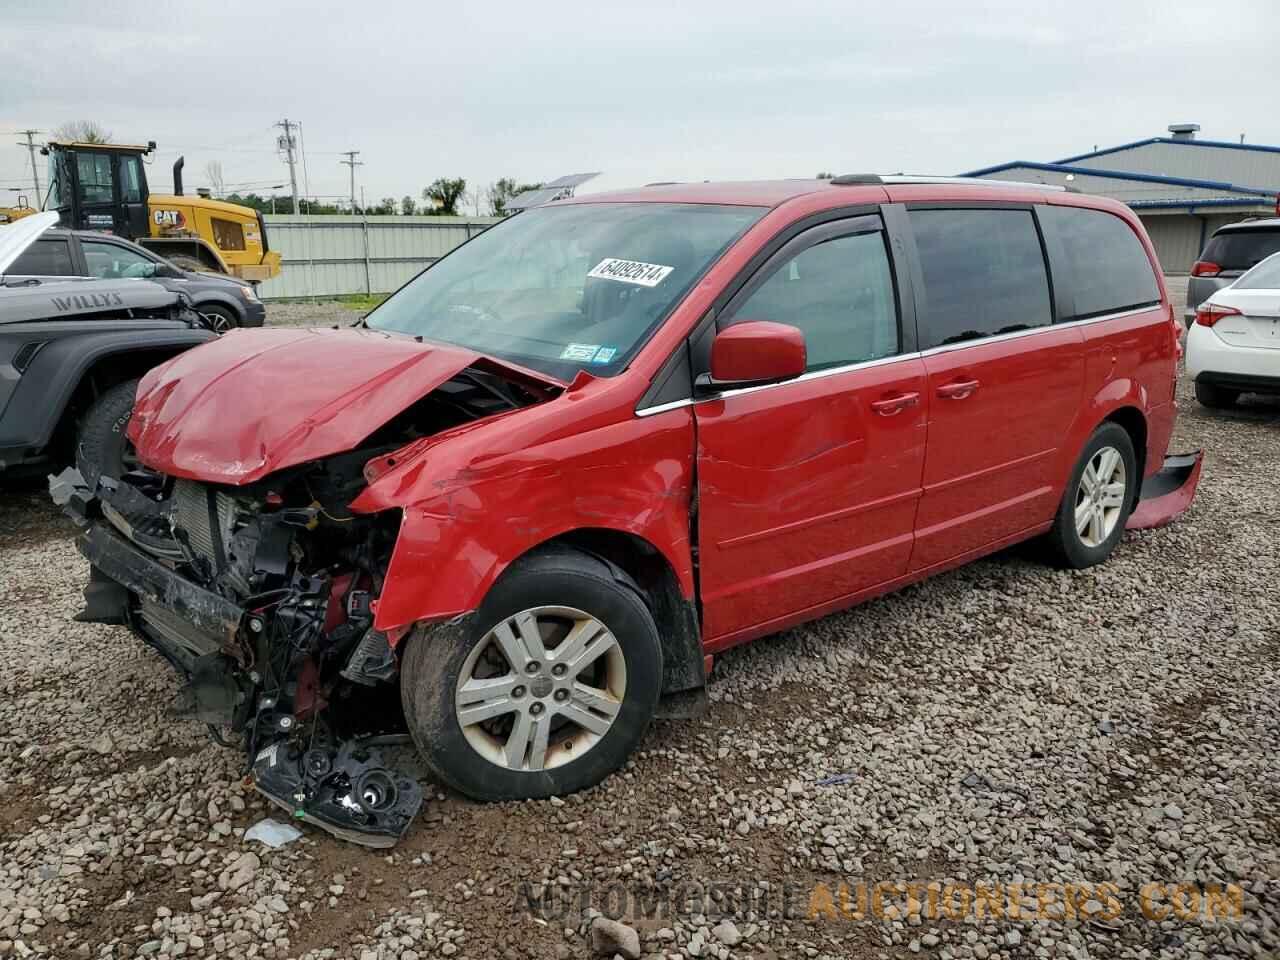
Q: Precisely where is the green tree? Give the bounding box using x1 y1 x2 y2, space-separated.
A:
423 177 466 216
815 171 835 180
488 177 543 217
54 120 113 143
400 195 416 216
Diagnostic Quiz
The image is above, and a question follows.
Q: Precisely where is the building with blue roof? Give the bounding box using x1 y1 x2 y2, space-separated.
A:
961 123 1280 273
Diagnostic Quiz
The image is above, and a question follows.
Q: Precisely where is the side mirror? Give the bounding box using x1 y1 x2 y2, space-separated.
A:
697 320 807 392
152 262 184 279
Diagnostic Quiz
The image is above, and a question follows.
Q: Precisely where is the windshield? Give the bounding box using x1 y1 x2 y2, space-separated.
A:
1234 251 1280 290
366 202 765 379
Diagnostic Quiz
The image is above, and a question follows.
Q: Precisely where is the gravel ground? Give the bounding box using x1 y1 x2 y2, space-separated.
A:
264 301 369 329
1 317 1277 959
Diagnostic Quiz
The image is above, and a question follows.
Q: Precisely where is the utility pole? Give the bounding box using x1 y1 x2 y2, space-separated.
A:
275 119 301 214
16 130 41 209
339 150 363 215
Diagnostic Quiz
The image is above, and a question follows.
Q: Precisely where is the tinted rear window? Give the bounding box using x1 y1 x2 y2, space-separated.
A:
1042 206 1160 320
1202 228 1280 272
909 208 1052 349
5 238 75 277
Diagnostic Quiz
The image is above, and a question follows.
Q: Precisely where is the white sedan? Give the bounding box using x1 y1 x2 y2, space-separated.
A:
1186 251 1280 408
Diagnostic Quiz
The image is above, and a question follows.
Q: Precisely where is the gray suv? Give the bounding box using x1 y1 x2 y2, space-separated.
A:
1186 218 1280 325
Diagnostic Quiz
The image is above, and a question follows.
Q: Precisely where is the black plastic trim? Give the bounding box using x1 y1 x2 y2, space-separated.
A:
1196 371 1280 393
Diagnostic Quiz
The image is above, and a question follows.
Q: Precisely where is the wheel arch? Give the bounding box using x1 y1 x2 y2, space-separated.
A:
9 330 212 458
1102 404 1148 501
140 237 229 275
504 528 706 696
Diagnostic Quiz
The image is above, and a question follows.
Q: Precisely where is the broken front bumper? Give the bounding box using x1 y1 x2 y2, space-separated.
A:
57 470 425 848
1126 451 1204 531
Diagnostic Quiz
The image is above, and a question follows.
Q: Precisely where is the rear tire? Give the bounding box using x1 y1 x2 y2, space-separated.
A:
1042 422 1136 569
77 379 139 489
1194 381 1239 409
400 546 663 802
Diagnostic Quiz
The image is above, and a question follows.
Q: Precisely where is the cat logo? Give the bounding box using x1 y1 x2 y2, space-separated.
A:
153 209 186 228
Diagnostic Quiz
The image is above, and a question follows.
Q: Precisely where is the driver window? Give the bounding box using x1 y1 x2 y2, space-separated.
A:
728 230 899 371
81 241 156 279
76 153 115 205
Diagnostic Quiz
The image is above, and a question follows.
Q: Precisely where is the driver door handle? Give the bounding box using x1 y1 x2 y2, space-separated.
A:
936 379 980 400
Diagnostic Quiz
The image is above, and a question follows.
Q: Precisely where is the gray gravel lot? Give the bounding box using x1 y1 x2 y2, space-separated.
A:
0 297 1277 959
264 301 369 329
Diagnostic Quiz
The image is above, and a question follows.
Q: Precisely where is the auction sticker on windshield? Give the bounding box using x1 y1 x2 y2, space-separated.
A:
587 258 674 287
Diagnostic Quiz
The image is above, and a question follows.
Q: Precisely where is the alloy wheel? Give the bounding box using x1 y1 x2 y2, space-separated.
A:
1075 445 1127 548
454 606 627 772
200 310 235 334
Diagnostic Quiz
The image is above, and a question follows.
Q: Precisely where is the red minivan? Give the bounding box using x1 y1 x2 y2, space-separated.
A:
65 176 1201 845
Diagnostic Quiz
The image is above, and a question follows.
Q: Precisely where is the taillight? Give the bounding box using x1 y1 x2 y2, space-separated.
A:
1195 303 1242 327
1191 261 1221 277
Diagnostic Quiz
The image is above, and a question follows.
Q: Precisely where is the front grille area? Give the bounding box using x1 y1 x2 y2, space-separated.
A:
172 480 239 571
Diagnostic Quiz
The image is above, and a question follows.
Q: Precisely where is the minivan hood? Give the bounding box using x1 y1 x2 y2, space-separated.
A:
129 326 554 485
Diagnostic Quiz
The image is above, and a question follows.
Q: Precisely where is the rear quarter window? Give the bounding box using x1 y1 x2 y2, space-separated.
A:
5 239 75 277
1041 206 1160 320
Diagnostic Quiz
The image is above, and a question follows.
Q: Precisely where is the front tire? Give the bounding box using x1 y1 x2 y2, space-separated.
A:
1194 381 1239 409
77 379 140 489
400 547 663 802
1042 422 1136 569
198 304 239 334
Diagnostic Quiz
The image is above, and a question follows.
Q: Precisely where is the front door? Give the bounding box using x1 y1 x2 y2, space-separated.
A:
903 206 1085 570
69 150 123 234
694 213 928 646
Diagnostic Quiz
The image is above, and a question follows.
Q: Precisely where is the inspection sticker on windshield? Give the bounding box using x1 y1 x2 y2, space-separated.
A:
587 257 674 287
560 343 602 361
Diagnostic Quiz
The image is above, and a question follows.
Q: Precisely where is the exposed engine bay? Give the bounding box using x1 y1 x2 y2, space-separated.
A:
54 363 551 846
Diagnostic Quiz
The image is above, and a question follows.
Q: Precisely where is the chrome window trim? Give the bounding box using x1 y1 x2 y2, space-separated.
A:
633 302 1161 416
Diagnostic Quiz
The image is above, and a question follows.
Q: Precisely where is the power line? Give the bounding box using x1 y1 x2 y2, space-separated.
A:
339 150 363 214
274 118 301 214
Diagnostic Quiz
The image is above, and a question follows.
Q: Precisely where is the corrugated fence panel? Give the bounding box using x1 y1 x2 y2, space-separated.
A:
256 215 500 299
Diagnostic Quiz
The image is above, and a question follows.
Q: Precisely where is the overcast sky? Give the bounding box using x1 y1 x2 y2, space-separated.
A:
3 0 1278 211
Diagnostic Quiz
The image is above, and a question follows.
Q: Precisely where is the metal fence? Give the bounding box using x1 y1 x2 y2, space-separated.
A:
256 214 501 299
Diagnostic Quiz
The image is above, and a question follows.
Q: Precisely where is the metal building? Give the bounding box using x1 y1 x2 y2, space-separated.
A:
963 124 1280 273
256 215 499 299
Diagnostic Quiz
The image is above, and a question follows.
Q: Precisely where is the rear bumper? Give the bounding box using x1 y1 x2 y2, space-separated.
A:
1126 451 1203 531
1195 370 1280 395
1185 323 1280 385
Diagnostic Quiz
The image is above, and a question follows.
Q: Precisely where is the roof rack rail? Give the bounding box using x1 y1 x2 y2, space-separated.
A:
829 173 1066 192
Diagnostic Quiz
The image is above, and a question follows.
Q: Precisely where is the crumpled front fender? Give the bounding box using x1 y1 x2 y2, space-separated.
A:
354 411 697 636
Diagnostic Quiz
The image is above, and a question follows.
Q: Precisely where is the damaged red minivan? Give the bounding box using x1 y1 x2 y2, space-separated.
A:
59 176 1201 845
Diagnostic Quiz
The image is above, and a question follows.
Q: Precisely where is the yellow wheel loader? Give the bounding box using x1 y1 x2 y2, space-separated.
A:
41 140 281 283
0 196 38 224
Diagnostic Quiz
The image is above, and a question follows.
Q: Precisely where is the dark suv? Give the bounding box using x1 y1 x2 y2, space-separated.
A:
1186 218 1280 325
3 228 265 332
